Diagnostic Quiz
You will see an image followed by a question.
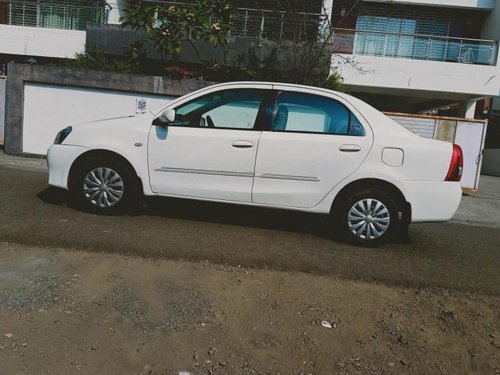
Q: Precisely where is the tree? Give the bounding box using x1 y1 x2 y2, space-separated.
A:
229 2 352 92
120 0 234 66
75 0 355 92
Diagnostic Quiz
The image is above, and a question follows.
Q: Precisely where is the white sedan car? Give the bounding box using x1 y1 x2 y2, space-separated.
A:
47 82 463 245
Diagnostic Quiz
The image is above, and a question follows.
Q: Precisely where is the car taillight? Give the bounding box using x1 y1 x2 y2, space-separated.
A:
445 144 463 182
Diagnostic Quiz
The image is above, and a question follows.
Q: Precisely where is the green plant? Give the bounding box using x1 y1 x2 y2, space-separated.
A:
211 3 349 92
228 43 349 93
318 72 350 93
120 0 234 65
67 40 149 75
66 0 349 93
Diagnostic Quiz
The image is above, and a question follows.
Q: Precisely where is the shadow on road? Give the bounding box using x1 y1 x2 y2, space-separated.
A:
144 196 334 237
37 187 341 241
37 187 69 205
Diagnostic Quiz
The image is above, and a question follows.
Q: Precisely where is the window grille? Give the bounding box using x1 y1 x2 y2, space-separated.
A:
0 0 109 30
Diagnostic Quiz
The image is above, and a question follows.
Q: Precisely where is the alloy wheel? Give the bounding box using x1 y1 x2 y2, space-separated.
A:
347 198 391 240
83 167 124 208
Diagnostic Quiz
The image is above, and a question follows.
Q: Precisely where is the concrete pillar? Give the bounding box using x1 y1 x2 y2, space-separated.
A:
480 0 500 67
107 0 129 25
493 97 500 112
322 0 334 26
320 0 334 41
458 99 478 119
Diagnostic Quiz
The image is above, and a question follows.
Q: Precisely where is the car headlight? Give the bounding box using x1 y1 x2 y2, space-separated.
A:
54 126 72 144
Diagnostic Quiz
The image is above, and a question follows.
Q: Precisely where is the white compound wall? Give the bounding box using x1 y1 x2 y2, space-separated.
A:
22 82 173 155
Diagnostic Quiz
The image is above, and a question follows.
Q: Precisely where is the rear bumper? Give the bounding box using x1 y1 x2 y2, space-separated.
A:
396 180 462 223
47 144 89 189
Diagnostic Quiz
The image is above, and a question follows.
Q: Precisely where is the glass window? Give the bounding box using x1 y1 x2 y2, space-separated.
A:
173 89 264 130
350 114 366 136
271 92 364 136
9 0 103 31
355 15 417 58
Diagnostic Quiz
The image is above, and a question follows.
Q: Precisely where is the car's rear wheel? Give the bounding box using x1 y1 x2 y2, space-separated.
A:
70 157 138 214
334 188 399 246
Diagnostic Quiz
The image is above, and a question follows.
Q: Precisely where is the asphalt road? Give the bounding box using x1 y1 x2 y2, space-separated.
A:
1 160 499 295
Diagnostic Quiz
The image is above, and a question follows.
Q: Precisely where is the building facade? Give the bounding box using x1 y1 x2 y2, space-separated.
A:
1 0 497 113
0 0 108 70
1 0 499 173
331 0 499 116
329 0 499 175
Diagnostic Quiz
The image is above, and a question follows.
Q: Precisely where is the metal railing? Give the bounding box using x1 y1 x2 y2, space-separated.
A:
333 28 498 66
140 1 328 41
0 0 328 40
0 0 109 31
230 7 328 41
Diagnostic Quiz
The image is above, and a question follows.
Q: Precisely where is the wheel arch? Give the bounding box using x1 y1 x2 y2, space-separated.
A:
331 178 410 219
68 149 143 193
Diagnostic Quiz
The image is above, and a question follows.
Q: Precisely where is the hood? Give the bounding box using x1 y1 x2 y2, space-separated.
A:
62 112 154 148
71 114 138 128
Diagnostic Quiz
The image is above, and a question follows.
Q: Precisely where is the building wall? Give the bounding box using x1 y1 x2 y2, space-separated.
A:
86 24 297 69
0 24 85 59
331 0 499 114
481 0 500 67
479 2 500 176
332 54 499 99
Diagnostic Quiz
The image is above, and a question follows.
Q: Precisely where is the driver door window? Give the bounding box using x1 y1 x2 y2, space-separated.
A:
173 89 265 130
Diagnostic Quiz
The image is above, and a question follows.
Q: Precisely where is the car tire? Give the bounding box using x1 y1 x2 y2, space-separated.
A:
70 156 139 215
334 188 399 246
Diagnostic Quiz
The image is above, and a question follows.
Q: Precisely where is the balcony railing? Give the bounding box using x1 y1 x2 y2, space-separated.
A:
333 28 498 66
231 7 328 42
0 0 109 31
141 1 328 41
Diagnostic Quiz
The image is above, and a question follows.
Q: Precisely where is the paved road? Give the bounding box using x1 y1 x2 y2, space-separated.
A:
1 158 499 294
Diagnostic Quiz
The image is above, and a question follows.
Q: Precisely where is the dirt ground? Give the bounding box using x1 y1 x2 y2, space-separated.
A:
0 241 498 375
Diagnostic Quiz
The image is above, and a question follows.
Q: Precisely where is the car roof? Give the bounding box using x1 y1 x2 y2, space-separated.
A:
205 81 354 101
151 81 353 116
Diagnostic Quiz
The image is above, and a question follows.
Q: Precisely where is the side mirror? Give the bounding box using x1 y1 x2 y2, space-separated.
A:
159 109 176 124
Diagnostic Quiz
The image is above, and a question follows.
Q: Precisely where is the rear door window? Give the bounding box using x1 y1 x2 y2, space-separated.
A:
270 92 365 136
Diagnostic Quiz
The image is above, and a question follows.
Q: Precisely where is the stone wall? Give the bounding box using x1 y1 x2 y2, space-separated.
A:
0 76 5 145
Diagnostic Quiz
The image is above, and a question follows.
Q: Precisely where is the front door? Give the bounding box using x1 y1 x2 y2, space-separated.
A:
148 88 268 202
252 89 373 208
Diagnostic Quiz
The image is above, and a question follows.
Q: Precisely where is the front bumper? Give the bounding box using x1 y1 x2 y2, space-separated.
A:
396 180 462 223
47 144 89 189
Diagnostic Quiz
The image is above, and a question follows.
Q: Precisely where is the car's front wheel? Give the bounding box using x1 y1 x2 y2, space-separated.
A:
70 157 138 214
334 188 399 246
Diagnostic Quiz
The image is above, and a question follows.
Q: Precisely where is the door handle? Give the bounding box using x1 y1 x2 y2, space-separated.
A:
232 140 254 149
339 144 361 152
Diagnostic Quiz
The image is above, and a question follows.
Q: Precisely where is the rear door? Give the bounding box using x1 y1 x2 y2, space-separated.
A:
252 88 373 208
